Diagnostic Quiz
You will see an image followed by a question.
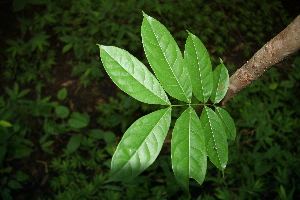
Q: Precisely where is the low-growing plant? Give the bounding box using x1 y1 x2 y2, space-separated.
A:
0 84 93 199
4 0 288 86
99 13 236 193
47 130 178 200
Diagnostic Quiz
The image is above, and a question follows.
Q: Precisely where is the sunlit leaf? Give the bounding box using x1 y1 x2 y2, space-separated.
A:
210 61 229 103
200 106 228 171
141 13 192 103
215 107 236 140
184 32 213 103
110 107 171 181
171 107 207 192
99 45 170 105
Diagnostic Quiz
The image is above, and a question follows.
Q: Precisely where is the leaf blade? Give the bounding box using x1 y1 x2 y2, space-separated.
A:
210 61 229 103
200 106 228 171
215 107 236 140
110 107 172 181
184 32 213 103
171 107 207 192
99 45 170 105
141 13 192 103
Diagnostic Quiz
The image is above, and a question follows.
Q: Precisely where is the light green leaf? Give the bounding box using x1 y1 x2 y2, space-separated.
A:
110 107 171 181
141 13 192 103
99 45 170 105
200 106 227 171
184 32 213 103
215 107 236 140
0 120 13 127
210 61 229 103
171 107 207 193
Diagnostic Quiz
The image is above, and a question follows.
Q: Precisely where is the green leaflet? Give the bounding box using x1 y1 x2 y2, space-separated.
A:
99 45 170 105
109 107 171 181
210 61 229 103
171 107 207 193
215 107 236 140
200 106 228 172
184 32 213 103
141 13 192 103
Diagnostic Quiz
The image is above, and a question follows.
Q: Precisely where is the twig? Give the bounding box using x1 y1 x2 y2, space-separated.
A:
222 15 300 105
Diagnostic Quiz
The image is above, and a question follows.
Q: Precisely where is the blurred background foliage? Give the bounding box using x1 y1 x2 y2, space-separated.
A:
0 0 299 199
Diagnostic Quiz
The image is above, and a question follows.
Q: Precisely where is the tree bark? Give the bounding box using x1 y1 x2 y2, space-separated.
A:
222 15 300 105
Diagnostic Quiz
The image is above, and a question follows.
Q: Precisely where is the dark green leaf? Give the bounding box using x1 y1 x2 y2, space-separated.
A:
13 0 27 12
0 145 7 165
55 106 70 119
103 131 116 144
57 88 68 100
68 112 90 129
200 106 228 171
62 43 73 53
66 134 83 153
17 89 30 98
14 171 30 182
110 107 171 181
99 45 170 105
43 119 60 135
12 144 32 159
8 180 23 189
141 13 192 103
171 107 207 192
42 140 54 148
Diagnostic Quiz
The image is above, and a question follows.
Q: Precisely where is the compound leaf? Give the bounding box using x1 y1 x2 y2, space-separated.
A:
110 107 171 181
200 106 228 172
215 107 236 140
141 13 192 103
184 32 213 103
171 107 207 193
210 62 229 103
99 45 170 105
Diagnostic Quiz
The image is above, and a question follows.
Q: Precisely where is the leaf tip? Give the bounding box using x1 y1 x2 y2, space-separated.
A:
219 57 224 64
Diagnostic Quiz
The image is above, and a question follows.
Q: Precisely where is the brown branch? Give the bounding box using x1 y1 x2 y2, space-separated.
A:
222 15 300 105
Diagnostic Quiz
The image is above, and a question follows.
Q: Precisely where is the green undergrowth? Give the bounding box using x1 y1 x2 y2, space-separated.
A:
3 0 289 86
215 55 300 199
1 0 298 199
